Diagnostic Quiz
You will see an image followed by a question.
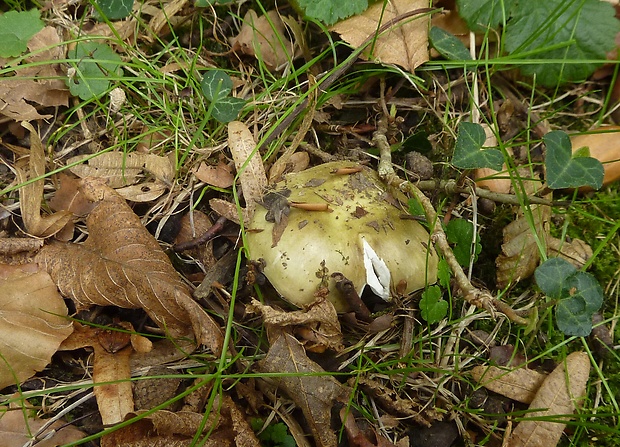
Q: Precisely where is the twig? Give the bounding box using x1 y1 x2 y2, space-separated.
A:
373 116 528 326
173 215 228 252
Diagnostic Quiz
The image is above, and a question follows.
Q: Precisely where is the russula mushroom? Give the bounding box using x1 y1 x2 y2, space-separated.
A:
246 161 438 312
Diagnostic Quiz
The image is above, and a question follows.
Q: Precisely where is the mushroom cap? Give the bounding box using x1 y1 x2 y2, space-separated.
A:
246 161 438 311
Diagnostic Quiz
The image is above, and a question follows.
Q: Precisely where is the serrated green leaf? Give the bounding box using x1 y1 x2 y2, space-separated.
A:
67 41 123 100
544 130 604 190
534 257 577 299
295 0 368 25
95 0 134 20
201 70 233 102
212 97 245 123
437 259 451 289
0 9 44 58
505 0 620 86
429 26 472 61
446 218 481 266
420 285 448 324
452 122 504 170
456 0 516 32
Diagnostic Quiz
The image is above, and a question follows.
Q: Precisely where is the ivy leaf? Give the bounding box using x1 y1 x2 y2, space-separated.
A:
456 0 516 32
95 0 134 20
504 0 619 86
67 42 123 100
446 218 481 266
544 130 604 190
295 0 368 25
534 257 576 300
0 9 44 58
535 258 603 336
429 26 472 61
212 97 245 123
452 122 504 170
420 285 448 324
201 70 233 103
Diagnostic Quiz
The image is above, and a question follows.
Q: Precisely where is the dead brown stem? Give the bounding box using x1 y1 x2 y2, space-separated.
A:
373 117 528 326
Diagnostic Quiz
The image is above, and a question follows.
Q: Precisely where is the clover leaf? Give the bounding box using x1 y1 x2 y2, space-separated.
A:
452 122 504 171
544 130 604 190
535 257 604 336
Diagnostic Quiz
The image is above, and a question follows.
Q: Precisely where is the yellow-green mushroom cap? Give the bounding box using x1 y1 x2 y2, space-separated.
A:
246 161 438 312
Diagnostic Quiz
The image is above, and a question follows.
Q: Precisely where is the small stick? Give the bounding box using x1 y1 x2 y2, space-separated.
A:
173 215 228 252
373 116 528 325
332 272 372 322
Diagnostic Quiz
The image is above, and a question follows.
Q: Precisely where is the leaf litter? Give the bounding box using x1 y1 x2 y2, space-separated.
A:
0 0 618 446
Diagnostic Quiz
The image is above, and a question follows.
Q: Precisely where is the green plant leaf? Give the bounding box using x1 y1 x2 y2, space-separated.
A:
201 70 233 102
452 122 504 170
420 285 448 324
544 130 604 190
535 258 603 336
212 97 245 123
556 272 603 336
95 0 134 20
534 257 576 300
504 0 619 86
295 0 368 25
446 218 481 266
437 258 451 289
456 0 516 32
67 41 123 100
429 26 472 61
0 9 44 58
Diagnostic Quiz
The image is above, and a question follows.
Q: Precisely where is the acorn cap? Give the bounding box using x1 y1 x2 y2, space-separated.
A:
246 161 438 311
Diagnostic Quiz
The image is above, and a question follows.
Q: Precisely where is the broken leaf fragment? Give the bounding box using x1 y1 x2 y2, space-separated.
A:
246 161 438 311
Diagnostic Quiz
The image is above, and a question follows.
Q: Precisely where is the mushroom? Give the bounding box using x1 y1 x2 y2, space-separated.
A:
246 161 438 312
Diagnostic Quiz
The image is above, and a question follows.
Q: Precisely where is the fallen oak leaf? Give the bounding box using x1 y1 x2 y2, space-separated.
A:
35 177 223 355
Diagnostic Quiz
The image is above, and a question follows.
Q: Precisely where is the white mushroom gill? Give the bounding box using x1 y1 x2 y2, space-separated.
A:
246 161 438 312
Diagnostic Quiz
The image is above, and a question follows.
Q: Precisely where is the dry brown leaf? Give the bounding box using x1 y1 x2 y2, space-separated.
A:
508 352 590 447
0 27 69 121
100 396 260 447
0 408 85 447
60 323 134 424
68 151 175 189
228 121 268 220
330 0 429 72
248 297 343 352
259 330 350 447
0 263 73 389
547 237 592 270
471 365 548 404
230 10 297 71
16 122 73 238
48 173 97 217
193 158 235 188
570 126 620 187
35 178 223 355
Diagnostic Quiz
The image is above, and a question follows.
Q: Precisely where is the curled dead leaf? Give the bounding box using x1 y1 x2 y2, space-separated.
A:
35 178 223 355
